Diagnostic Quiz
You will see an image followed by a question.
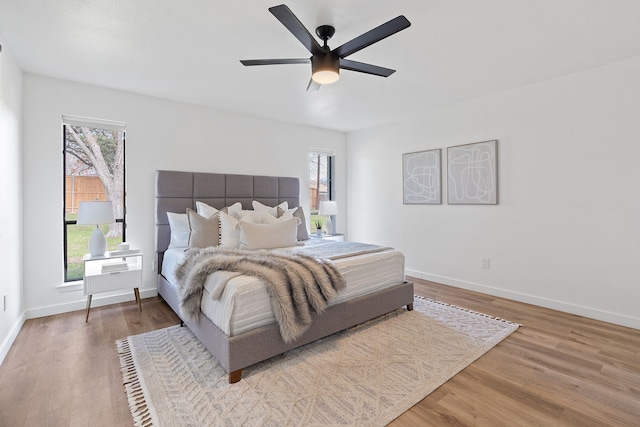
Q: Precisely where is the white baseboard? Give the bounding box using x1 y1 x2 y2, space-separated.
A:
406 269 640 330
25 288 158 320
0 312 26 366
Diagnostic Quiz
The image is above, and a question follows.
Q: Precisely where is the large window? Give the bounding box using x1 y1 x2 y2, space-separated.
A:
63 116 126 282
309 150 334 232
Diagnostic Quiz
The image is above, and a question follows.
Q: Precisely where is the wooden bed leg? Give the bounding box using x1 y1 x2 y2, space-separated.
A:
229 369 242 384
407 303 414 311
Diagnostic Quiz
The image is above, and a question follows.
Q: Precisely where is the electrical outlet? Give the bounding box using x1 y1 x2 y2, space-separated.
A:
3 295 6 312
481 258 490 269
152 260 157 272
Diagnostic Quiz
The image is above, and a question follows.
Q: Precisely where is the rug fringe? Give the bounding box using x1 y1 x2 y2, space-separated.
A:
414 295 523 327
116 337 154 427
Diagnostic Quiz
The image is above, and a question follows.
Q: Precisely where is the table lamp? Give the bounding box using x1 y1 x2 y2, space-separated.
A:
77 201 115 257
319 200 338 236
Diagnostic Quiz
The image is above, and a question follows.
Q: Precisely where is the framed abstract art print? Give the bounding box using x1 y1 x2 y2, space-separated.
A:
447 140 498 205
402 149 442 204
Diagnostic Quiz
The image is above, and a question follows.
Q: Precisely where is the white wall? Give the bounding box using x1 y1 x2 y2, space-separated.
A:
14 54 640 340
0 41 24 362
22 74 347 318
348 57 640 329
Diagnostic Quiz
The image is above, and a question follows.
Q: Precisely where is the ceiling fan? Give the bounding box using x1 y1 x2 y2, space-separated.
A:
240 4 411 91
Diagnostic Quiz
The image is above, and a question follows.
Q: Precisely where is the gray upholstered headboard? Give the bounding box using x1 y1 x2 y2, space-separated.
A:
155 170 300 264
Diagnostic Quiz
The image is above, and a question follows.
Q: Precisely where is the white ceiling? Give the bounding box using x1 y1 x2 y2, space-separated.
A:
1 0 640 132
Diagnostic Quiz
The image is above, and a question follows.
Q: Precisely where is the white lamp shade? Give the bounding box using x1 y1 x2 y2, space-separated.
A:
77 201 115 225
318 201 338 216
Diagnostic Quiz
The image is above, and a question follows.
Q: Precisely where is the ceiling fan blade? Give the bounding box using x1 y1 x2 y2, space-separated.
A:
339 58 395 77
269 4 323 55
240 58 310 66
306 79 321 91
334 15 411 58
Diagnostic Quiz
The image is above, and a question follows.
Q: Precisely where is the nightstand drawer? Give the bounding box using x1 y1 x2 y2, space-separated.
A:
83 268 142 295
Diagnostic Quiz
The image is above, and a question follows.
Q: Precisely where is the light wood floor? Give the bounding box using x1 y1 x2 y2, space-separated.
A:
1 278 638 426
0 296 180 427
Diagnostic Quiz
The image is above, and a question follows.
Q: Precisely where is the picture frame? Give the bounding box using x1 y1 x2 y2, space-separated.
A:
447 140 498 205
402 149 442 204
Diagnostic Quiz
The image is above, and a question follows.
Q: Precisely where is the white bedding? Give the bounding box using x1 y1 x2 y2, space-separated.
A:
161 242 405 336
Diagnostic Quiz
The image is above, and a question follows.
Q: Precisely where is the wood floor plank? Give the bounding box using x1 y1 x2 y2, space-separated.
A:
1 279 639 426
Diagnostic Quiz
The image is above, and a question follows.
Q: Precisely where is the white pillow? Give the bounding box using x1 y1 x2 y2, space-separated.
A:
239 218 299 249
249 210 282 224
252 200 288 217
167 212 189 248
225 202 243 216
232 208 281 224
219 211 241 248
277 206 310 241
233 209 258 221
220 209 290 247
195 201 219 218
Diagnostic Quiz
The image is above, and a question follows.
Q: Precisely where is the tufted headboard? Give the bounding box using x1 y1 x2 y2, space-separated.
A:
155 170 300 267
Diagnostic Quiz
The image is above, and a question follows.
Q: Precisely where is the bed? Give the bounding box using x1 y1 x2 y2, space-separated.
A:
155 170 414 383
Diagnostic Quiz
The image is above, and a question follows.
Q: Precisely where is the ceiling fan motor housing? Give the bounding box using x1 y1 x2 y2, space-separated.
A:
311 51 340 84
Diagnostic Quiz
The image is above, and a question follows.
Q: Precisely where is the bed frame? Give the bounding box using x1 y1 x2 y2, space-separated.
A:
155 170 414 383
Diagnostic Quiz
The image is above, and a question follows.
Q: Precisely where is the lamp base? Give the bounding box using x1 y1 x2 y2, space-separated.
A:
324 217 333 236
88 226 107 257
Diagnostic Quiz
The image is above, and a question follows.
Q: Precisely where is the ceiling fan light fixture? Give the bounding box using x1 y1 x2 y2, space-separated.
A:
311 53 340 85
312 68 340 84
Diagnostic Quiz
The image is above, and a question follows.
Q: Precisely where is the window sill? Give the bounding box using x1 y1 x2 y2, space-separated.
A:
56 281 83 293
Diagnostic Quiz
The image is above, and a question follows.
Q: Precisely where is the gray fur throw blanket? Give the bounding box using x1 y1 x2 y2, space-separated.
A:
174 247 346 343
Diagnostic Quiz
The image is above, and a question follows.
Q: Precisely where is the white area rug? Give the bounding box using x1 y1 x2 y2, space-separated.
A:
116 296 519 426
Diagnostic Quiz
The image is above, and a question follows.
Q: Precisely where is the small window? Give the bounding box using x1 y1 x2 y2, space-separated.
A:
309 150 334 232
63 116 126 282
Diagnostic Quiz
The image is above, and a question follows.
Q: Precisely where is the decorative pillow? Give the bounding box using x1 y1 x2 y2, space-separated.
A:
229 207 280 224
233 209 258 221
277 206 310 241
220 208 291 247
219 211 241 248
225 202 243 216
195 201 219 218
292 207 310 241
239 218 299 249
249 210 282 224
187 208 220 248
252 200 288 217
167 212 190 248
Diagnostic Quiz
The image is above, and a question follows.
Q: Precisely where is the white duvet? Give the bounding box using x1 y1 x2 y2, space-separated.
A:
162 242 405 336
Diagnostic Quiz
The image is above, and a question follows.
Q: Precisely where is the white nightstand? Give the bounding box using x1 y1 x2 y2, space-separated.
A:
83 251 143 322
310 233 345 242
